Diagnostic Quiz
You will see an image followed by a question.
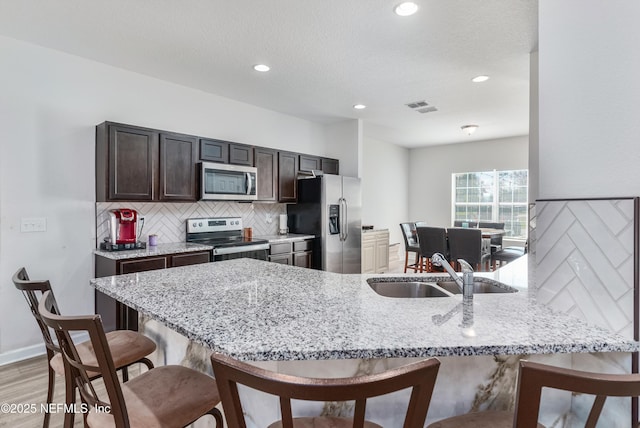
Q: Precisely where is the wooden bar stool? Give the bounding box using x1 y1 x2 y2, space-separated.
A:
12 267 156 428
400 222 422 272
428 360 640 428
38 290 223 428
211 352 440 428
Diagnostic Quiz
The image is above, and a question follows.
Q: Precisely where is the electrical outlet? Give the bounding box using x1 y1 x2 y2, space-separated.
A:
21 217 47 233
265 214 272 224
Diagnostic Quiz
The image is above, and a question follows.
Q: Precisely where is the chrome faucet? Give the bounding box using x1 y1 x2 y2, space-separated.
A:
431 253 474 298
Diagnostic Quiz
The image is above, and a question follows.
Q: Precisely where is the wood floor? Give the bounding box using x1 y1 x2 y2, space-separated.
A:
0 355 128 428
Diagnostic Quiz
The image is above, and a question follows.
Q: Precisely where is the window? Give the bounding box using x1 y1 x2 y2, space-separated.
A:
452 169 528 239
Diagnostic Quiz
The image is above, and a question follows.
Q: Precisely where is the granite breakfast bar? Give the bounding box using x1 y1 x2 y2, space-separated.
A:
91 256 639 427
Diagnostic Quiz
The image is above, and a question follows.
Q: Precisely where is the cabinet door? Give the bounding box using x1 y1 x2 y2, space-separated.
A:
159 133 198 201
361 238 376 274
200 138 229 163
293 251 312 268
229 143 254 166
375 234 390 273
170 251 211 267
321 158 340 175
299 155 321 174
278 151 299 202
105 124 157 201
255 148 277 201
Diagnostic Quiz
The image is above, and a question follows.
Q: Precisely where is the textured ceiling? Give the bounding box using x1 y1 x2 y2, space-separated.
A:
0 0 538 148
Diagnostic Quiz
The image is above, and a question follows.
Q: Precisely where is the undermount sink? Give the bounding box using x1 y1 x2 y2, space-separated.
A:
435 280 518 294
367 281 451 298
366 278 518 298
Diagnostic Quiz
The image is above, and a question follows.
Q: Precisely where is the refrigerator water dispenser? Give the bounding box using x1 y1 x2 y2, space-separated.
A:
328 204 340 235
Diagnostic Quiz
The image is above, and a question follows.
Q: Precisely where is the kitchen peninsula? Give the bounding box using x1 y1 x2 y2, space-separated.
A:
91 257 638 427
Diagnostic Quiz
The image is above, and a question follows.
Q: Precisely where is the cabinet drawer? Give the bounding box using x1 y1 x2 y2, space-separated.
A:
270 242 292 255
269 254 292 265
118 257 167 274
170 251 211 267
293 240 313 252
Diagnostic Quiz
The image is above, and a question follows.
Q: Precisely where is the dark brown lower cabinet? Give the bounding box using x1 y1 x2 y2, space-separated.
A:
95 251 211 331
268 240 313 268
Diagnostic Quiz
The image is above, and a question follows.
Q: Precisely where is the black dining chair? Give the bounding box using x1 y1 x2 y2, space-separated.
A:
416 226 448 272
447 227 490 272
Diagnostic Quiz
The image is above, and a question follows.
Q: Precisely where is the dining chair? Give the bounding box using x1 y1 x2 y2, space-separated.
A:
211 352 441 428
416 226 448 272
12 267 156 428
37 290 223 428
400 222 422 273
491 243 526 270
446 227 490 271
428 359 640 428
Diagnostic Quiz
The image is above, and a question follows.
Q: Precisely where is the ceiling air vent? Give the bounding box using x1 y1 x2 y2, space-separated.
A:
406 100 429 109
405 100 437 113
417 106 438 114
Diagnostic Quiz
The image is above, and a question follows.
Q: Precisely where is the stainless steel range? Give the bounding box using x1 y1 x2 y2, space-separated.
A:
186 217 269 261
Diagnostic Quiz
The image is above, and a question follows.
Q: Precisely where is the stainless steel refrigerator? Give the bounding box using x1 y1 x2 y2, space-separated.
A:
287 175 361 273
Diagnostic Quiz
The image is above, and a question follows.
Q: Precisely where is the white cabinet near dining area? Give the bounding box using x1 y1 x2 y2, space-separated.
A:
361 229 389 274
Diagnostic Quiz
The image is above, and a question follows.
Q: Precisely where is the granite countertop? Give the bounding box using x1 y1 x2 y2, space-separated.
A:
94 242 213 260
255 234 315 243
90 256 639 361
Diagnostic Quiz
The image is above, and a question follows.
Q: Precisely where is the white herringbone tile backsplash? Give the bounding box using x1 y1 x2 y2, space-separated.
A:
96 202 286 244
534 198 636 339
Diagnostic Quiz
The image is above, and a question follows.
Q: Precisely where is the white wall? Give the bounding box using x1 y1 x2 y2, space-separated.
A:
538 1 640 199
361 136 410 247
408 136 529 227
0 37 329 363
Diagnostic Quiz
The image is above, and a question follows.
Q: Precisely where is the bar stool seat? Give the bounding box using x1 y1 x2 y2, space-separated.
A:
49 329 156 378
87 365 221 428
268 417 382 428
427 411 544 428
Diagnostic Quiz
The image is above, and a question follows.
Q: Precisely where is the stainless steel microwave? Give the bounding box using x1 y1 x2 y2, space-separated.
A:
200 162 258 201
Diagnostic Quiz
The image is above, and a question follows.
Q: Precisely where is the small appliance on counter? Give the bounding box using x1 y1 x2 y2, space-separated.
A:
278 214 289 235
100 208 147 251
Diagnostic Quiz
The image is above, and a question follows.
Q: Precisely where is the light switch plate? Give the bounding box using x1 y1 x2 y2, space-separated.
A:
21 217 47 233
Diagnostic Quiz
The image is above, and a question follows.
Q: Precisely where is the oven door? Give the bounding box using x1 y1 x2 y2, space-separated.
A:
201 162 258 201
212 243 269 261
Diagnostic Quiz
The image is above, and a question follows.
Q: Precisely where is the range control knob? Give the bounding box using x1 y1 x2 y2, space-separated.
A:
192 222 197 227
198 222 203 227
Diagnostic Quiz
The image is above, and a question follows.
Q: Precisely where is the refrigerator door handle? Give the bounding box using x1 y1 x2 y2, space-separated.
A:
340 197 348 241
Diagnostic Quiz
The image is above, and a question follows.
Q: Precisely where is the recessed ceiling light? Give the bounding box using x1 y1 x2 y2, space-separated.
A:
394 2 419 16
353 104 367 110
472 75 490 83
253 64 270 72
461 125 479 135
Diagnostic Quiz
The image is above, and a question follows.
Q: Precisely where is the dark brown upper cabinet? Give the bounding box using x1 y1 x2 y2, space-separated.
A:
96 122 197 202
199 138 229 163
321 158 340 175
199 139 254 166
255 148 277 201
159 133 198 201
229 143 254 166
299 154 322 174
278 151 299 202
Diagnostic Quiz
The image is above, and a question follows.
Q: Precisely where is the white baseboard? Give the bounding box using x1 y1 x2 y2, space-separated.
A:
0 332 90 367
